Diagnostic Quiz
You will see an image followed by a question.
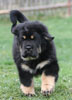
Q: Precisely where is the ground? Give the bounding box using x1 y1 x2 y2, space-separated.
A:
0 16 72 100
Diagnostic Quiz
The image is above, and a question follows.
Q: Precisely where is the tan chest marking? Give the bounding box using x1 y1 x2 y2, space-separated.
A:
21 64 34 73
21 60 50 74
36 60 50 69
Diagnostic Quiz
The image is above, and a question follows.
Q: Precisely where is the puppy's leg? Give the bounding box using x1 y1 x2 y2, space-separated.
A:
41 61 59 96
20 79 35 96
41 72 55 96
18 69 35 96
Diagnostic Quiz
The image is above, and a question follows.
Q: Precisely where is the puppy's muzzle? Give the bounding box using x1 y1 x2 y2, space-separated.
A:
22 45 33 57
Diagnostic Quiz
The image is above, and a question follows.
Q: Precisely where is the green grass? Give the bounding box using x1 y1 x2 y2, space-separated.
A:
0 16 72 100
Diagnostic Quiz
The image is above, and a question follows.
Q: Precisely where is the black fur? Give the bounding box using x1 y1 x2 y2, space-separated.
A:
10 10 59 87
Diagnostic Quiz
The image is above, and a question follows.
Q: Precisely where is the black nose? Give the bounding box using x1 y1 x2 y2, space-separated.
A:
26 45 32 51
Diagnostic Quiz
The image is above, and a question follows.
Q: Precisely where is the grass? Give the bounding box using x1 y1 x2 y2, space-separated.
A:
0 16 72 100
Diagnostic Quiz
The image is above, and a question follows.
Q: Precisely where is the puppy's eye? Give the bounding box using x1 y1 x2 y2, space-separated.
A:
23 35 26 39
31 35 34 39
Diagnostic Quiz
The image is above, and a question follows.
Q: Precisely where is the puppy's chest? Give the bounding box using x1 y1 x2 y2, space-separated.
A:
21 60 50 74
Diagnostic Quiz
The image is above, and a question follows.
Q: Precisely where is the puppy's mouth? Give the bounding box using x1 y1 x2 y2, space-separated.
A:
21 56 38 61
20 47 39 61
21 52 38 61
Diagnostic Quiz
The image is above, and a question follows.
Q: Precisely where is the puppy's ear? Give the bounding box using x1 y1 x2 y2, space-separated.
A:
43 32 54 41
10 10 28 35
34 21 54 41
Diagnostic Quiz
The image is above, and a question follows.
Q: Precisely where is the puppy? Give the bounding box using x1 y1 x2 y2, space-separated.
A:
10 10 59 96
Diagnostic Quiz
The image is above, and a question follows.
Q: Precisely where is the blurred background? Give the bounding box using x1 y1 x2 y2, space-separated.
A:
0 0 72 16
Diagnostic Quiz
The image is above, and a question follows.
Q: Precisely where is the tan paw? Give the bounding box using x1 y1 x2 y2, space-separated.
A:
41 72 55 96
20 81 35 96
41 84 54 96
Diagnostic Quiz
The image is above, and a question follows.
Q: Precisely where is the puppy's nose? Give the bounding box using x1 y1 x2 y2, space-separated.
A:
26 45 32 51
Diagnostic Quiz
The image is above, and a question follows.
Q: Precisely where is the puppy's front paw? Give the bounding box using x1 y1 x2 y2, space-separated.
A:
41 73 55 96
41 84 54 96
20 84 35 96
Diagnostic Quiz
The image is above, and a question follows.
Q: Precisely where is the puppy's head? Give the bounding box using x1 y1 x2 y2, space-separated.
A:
10 10 54 61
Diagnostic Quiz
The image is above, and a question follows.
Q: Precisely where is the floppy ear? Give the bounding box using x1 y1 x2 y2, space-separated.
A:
43 32 54 41
34 21 54 41
10 10 28 35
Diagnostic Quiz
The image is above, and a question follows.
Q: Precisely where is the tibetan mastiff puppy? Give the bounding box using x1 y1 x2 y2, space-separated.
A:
10 10 59 96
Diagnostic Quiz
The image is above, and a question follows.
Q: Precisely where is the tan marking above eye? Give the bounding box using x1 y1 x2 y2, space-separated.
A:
23 35 26 39
31 35 34 39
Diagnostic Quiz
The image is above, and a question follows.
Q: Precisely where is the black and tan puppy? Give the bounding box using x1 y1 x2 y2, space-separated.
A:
10 10 59 96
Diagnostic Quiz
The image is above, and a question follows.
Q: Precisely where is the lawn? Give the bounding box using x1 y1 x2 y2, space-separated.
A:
0 16 72 100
